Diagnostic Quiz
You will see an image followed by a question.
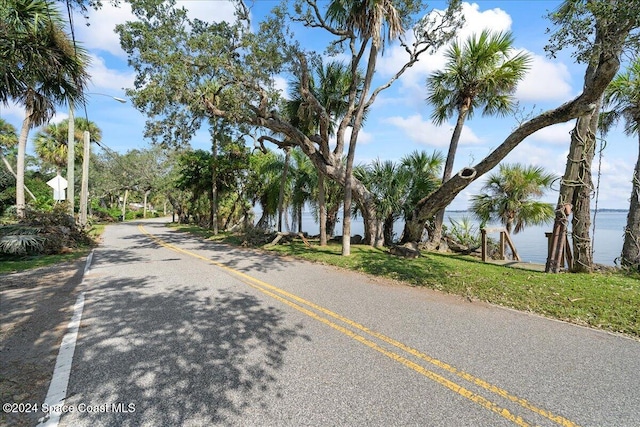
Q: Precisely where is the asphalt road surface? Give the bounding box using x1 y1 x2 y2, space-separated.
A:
50 218 639 426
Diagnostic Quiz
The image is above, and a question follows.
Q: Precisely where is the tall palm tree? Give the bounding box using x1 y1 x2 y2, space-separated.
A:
426 30 532 246
326 0 404 255
601 57 640 268
34 118 102 174
4 0 89 217
470 163 556 235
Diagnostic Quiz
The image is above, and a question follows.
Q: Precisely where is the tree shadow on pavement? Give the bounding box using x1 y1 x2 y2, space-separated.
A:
125 223 293 275
0 260 86 427
63 277 309 426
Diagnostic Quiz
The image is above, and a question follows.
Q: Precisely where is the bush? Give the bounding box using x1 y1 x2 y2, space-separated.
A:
0 225 45 255
0 205 93 256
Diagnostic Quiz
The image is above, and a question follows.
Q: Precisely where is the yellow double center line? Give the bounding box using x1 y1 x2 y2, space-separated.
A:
139 224 580 427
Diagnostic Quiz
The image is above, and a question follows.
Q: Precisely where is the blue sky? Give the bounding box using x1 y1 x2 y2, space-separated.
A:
1 0 635 210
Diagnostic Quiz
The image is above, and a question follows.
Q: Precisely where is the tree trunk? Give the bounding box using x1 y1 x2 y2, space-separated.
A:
360 202 384 247
278 148 290 232
341 146 356 255
401 216 426 244
549 58 602 273
621 133 640 269
431 106 469 247
211 136 218 234
16 113 31 218
326 209 338 237
121 188 129 221
318 174 327 246
143 189 150 218
383 214 395 246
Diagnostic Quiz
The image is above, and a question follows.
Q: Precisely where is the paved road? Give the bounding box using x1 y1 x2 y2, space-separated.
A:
54 218 639 426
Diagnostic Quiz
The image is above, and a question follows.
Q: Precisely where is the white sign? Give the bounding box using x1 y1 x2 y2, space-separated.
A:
47 174 68 201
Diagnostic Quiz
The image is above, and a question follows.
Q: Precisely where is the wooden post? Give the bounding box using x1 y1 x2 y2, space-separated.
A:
503 231 521 261
481 229 487 262
499 232 506 260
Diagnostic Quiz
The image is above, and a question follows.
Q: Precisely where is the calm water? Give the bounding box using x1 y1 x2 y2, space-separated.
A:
290 210 628 266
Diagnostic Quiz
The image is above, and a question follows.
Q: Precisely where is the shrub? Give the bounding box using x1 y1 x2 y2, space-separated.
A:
0 205 93 256
0 225 45 255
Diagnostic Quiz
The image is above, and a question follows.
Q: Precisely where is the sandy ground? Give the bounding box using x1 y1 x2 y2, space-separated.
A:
1 259 86 427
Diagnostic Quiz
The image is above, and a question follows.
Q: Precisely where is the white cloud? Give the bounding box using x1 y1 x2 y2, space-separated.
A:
74 3 135 58
525 122 574 145
329 127 373 154
385 114 481 147
86 54 136 92
0 102 25 122
515 52 573 102
73 1 238 59
181 1 237 24
273 76 289 100
377 2 512 98
595 157 634 208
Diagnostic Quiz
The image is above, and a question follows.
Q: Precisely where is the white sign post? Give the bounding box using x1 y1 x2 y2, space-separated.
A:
47 174 69 201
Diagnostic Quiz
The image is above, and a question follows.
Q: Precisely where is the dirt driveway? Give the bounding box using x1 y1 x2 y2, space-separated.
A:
1 258 86 427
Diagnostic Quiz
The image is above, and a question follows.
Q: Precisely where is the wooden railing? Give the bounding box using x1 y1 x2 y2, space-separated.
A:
480 228 520 262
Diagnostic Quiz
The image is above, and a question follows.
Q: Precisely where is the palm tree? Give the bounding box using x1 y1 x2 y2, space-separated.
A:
470 163 556 235
601 57 640 269
290 148 316 234
426 30 532 246
4 0 89 217
326 0 404 255
400 150 444 244
33 119 101 172
356 159 411 246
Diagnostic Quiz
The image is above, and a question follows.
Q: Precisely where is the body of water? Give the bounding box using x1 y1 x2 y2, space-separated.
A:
285 210 628 266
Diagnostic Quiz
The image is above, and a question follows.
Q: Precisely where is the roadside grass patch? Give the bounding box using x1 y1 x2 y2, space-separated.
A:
0 250 89 274
169 224 640 338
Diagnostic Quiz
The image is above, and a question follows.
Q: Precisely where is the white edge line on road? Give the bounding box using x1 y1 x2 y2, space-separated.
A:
37 250 93 427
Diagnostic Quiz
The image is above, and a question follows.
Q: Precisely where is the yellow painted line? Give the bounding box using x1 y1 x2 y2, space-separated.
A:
138 225 580 427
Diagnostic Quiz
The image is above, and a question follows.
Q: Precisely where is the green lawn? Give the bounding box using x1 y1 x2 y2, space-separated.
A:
170 224 640 339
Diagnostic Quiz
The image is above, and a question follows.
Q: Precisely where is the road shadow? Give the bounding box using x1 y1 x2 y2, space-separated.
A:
0 260 86 427
131 222 292 275
63 276 309 426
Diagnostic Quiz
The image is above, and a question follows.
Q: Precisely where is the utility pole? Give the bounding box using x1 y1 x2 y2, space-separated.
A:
66 103 75 217
79 130 90 227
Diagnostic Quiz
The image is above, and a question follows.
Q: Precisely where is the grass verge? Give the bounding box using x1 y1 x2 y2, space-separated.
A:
170 224 640 338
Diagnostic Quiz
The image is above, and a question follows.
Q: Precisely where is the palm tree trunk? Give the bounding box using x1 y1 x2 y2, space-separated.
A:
383 214 395 246
16 113 32 218
318 174 327 246
342 41 380 255
621 133 640 268
431 106 468 247
278 148 291 232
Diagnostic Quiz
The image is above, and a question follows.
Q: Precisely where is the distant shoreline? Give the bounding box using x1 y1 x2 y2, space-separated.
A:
446 209 629 213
